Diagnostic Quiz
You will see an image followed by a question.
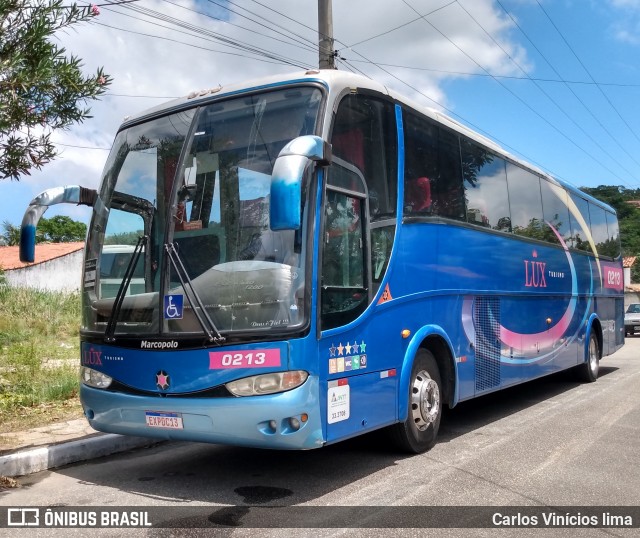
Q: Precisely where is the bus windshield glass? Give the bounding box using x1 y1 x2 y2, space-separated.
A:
82 86 323 338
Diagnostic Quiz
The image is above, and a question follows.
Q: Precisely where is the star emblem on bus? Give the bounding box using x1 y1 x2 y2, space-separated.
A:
156 371 170 390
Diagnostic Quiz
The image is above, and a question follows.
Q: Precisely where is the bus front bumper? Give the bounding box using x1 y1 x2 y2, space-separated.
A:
80 376 324 450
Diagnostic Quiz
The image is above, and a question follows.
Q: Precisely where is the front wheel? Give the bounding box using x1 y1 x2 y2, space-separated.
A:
389 349 442 453
577 331 599 383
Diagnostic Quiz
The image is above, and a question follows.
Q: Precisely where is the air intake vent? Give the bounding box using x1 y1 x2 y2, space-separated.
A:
474 296 501 392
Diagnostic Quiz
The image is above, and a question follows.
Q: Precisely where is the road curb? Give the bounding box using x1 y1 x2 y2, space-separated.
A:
0 434 158 478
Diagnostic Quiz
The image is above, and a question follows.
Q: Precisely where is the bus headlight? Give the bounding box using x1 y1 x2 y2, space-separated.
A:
226 371 308 397
81 367 113 389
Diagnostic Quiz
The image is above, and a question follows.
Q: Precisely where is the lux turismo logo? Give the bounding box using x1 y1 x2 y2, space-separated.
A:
524 251 547 288
83 348 103 366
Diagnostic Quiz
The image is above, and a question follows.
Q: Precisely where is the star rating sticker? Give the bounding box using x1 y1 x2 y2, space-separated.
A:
359 340 367 352
352 342 360 353
337 343 344 356
345 341 352 355
329 344 337 357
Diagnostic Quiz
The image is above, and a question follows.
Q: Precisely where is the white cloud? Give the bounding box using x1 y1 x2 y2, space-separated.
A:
332 0 530 106
8 0 530 224
610 0 640 8
614 26 640 44
607 0 640 45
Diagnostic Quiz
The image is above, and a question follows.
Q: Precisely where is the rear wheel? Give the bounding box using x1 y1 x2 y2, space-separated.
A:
389 349 442 453
577 331 599 383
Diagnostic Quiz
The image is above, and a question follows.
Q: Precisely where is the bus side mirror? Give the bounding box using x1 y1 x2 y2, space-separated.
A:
19 185 97 262
270 135 331 231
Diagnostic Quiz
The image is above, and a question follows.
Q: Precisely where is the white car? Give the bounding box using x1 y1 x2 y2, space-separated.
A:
624 303 640 336
100 245 145 298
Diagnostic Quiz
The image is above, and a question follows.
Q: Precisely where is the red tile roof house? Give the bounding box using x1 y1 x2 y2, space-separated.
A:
0 242 84 293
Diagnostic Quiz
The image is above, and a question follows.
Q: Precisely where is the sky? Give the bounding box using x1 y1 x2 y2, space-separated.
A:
3 0 640 229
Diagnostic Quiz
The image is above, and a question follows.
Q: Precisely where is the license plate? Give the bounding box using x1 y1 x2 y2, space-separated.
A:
145 411 183 429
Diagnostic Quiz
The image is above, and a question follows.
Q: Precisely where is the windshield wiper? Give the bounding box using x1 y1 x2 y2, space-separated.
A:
165 242 225 344
105 235 147 342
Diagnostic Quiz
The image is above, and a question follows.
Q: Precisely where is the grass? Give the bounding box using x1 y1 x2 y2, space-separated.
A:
0 281 84 432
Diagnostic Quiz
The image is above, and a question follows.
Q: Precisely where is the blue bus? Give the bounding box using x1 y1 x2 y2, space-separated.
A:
20 70 624 453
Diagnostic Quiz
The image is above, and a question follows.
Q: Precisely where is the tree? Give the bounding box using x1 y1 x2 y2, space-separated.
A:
1 220 21 245
38 215 86 242
0 0 112 180
1 216 86 244
581 185 640 282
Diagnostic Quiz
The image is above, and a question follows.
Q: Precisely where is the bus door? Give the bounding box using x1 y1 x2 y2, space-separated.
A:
319 93 399 443
319 158 395 441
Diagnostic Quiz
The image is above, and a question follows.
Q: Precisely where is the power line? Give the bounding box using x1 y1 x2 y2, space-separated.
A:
325 6 536 157
387 0 628 184
246 0 318 36
492 0 639 185
534 0 640 146
454 0 638 183
345 0 456 49
342 59 640 86
105 93 179 98
239 0 366 75
92 0 140 6
332 0 630 186
99 3 311 69
94 20 297 67
57 142 111 150
58 1 640 188
206 0 319 56
238 0 360 74
158 0 318 55
108 1 310 66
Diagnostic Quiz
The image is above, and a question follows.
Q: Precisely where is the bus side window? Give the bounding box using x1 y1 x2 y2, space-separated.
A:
331 94 397 220
322 190 364 288
405 177 432 213
507 163 544 239
540 178 572 246
371 225 394 284
604 211 621 259
589 203 610 258
461 140 509 230
568 193 594 254
403 111 465 221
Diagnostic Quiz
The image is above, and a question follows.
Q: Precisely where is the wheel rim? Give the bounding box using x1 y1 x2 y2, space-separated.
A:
410 369 440 431
589 337 599 376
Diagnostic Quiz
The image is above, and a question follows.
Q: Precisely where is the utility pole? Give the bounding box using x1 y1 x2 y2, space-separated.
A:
318 0 336 69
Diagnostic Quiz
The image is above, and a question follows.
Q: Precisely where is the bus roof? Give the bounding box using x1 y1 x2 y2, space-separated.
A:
119 69 616 214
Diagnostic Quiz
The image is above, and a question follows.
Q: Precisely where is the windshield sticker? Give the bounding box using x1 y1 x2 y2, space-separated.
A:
84 259 96 291
377 283 393 304
164 294 183 319
328 379 350 424
209 349 281 369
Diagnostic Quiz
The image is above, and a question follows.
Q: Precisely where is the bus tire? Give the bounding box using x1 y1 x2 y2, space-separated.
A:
390 349 442 453
577 331 599 383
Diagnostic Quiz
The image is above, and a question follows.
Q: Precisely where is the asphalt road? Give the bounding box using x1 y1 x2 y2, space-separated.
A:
2 337 640 537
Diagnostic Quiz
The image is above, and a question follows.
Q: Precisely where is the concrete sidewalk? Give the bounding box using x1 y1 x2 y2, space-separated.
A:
0 418 158 478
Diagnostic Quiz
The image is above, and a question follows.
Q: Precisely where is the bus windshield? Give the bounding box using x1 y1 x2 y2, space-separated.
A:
82 86 323 338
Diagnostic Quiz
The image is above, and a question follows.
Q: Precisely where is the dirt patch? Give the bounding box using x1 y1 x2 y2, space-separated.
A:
0 398 84 434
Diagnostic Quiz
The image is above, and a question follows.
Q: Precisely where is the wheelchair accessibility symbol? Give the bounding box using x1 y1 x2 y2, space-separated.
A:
164 294 183 319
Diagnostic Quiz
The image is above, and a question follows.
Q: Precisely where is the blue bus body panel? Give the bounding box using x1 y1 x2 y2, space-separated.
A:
321 368 398 445
80 339 324 449
319 218 622 443
81 377 323 450
80 217 622 451
82 341 292 392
